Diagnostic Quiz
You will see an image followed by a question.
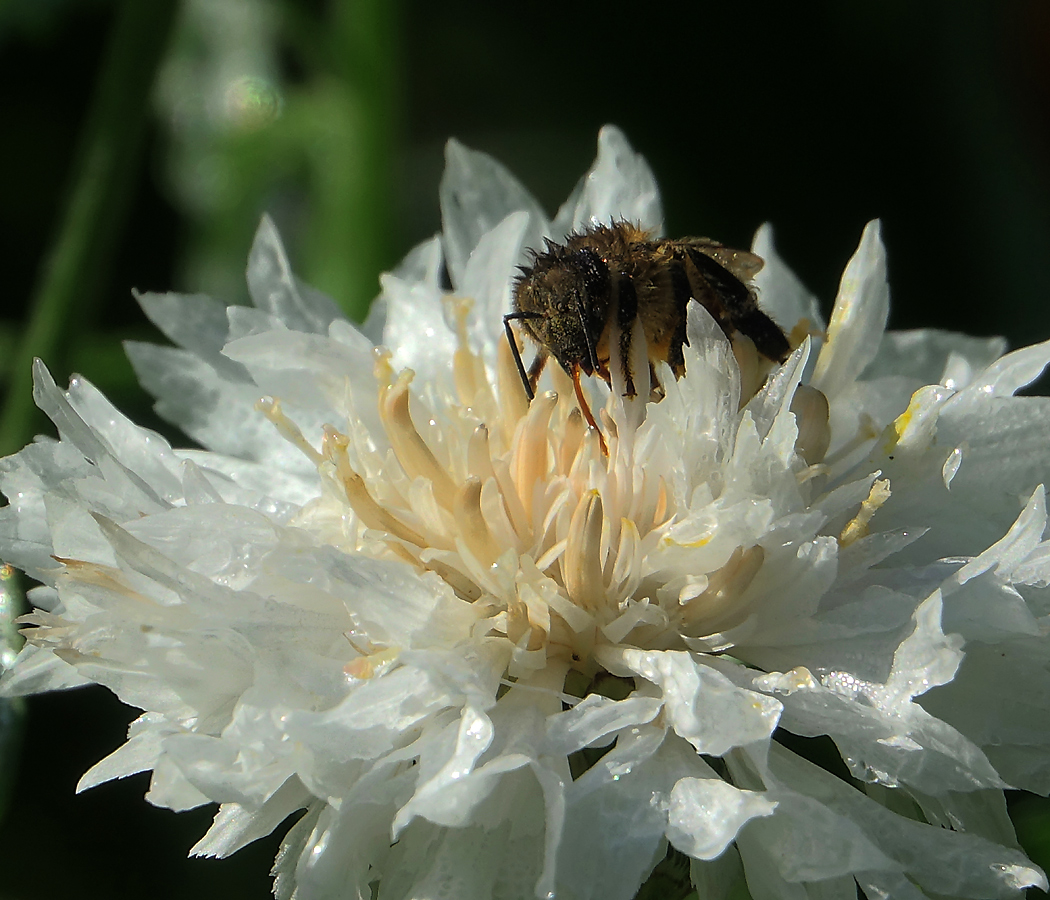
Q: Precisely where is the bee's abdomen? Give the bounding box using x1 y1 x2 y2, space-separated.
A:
682 245 790 363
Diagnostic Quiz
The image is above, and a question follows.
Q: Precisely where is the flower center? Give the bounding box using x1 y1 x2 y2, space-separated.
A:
263 298 833 677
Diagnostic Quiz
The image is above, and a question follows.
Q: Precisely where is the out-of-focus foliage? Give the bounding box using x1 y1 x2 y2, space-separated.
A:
156 0 400 318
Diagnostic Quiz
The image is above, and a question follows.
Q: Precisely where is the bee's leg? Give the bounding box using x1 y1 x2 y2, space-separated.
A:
648 362 665 401
527 351 547 397
570 364 608 456
734 308 791 363
615 273 639 397
684 247 790 363
504 312 543 401
666 262 693 379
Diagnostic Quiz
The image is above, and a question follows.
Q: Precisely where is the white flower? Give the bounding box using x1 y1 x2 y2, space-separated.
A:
3 125 1050 900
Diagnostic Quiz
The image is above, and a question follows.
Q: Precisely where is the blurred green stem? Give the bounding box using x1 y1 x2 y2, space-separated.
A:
0 0 180 455
303 0 401 321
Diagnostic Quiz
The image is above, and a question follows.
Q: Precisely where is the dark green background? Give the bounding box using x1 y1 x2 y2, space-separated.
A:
1 1 1049 897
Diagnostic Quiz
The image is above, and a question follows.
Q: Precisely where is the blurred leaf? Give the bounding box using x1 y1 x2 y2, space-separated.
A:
162 0 401 321
0 323 16 384
1009 792 1050 898
0 0 179 455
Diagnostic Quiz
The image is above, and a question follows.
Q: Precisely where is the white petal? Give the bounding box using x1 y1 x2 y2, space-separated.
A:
190 777 312 858
175 448 315 511
735 790 897 883
688 846 747 900
380 235 459 381
745 338 810 453
64 375 185 500
361 235 447 345
905 785 1017 849
392 704 496 833
861 328 1006 388
949 485 1045 596
869 387 1050 564
557 729 695 900
921 638 1050 794
811 220 890 399
608 649 781 755
552 125 662 236
384 776 549 900
221 328 379 437
127 342 315 478
439 139 548 289
764 744 1047 897
77 712 169 791
246 215 343 333
758 592 1006 794
960 338 1050 397
458 210 531 359
146 755 212 811
665 777 776 861
921 396 1050 559
291 799 402 900
135 290 238 363
0 643 88 696
544 693 663 758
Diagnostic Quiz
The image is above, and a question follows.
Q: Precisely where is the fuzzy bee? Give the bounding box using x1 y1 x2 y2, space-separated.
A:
504 221 790 434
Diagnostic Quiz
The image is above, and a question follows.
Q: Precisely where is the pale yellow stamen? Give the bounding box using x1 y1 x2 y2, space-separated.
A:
255 300 797 668
454 476 502 566
558 408 586 474
568 425 605 481
678 545 765 634
345 646 401 680
467 424 497 482
492 457 532 545
511 392 557 524
447 296 490 409
257 397 323 466
732 336 763 402
506 596 546 651
518 581 552 637
608 517 642 600
534 538 567 574
651 480 669 530
479 476 521 550
564 490 607 612
839 478 891 547
419 555 484 602
497 333 531 444
791 384 831 465
324 430 430 548
379 372 458 508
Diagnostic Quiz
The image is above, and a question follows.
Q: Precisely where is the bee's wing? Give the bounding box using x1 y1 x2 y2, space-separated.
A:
682 238 764 282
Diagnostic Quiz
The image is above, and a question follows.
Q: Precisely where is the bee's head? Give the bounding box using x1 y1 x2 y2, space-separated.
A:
512 244 611 375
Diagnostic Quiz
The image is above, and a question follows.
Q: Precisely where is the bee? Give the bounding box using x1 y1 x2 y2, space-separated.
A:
504 222 791 437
